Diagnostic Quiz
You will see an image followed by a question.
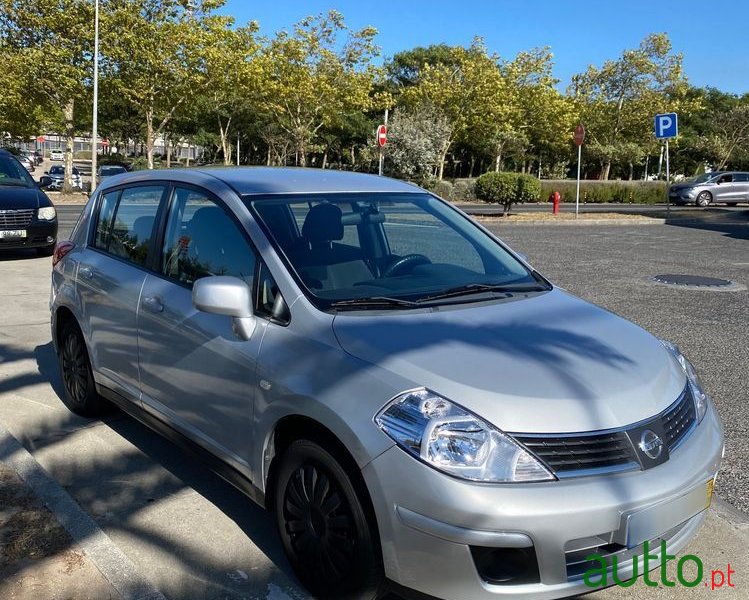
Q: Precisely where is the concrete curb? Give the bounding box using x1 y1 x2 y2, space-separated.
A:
0 422 167 600
488 218 668 226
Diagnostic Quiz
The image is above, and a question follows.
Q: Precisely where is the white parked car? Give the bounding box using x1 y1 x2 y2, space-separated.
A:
50 149 64 161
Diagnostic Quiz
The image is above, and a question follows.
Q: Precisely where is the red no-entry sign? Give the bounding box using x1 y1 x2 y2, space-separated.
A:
574 123 585 146
376 124 387 147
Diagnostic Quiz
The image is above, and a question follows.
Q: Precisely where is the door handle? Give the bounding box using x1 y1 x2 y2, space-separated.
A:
79 265 94 279
142 295 164 313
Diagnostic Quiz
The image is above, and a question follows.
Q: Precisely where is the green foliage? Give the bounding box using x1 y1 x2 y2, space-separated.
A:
475 172 541 214
452 179 477 202
475 172 517 209
515 173 541 202
426 180 454 200
74 150 91 159
540 180 667 204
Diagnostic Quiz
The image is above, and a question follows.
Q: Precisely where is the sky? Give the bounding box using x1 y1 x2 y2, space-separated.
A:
221 0 749 95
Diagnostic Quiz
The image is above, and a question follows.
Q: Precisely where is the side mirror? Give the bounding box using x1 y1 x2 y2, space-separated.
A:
39 176 52 188
193 276 255 340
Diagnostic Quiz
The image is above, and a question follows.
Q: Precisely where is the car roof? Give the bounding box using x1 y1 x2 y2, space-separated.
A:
97 166 421 195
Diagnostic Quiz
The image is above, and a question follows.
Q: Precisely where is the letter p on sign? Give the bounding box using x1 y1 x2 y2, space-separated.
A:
655 113 678 139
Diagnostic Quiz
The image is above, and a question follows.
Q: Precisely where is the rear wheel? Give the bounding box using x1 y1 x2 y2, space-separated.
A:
696 191 712 207
274 439 383 600
57 321 108 417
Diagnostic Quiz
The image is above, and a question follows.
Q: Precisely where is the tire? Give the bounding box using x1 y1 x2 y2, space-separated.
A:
696 191 712 207
36 244 55 257
274 439 383 600
57 321 109 417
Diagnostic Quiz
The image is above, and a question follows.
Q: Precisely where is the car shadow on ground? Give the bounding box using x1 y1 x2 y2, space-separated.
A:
0 341 303 598
664 209 749 241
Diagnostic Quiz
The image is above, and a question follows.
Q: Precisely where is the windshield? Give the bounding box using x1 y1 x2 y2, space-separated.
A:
691 173 719 184
247 192 547 309
0 154 36 187
101 166 126 175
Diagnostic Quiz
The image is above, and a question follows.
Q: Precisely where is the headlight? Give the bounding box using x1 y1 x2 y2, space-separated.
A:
375 389 555 483
660 340 708 422
37 206 56 220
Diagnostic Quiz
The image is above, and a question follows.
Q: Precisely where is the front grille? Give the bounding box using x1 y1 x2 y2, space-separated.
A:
514 385 696 478
0 209 34 229
662 385 696 449
514 432 637 475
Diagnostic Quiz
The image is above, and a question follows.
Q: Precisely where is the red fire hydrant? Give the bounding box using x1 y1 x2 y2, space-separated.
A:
550 190 561 214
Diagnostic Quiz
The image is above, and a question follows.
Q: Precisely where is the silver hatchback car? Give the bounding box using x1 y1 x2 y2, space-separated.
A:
51 168 723 600
669 171 749 206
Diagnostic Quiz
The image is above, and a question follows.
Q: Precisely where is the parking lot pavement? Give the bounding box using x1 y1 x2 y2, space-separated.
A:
0 214 747 599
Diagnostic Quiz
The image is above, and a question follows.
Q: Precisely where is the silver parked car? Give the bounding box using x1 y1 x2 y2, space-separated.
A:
669 171 749 206
50 168 723 600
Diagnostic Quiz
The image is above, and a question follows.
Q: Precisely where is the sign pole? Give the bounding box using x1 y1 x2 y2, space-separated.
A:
665 138 670 215
575 144 581 218
378 108 389 177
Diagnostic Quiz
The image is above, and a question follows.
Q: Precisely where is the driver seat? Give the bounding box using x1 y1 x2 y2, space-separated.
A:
297 203 372 290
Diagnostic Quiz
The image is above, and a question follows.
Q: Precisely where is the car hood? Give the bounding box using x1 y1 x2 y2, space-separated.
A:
0 186 47 209
332 288 686 434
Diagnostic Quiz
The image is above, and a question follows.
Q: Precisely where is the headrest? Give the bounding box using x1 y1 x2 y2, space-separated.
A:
302 203 344 243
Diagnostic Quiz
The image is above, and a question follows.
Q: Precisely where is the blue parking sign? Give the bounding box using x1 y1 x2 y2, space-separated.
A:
654 113 678 139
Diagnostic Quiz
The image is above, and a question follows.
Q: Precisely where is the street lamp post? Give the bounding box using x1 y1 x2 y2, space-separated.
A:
90 0 99 191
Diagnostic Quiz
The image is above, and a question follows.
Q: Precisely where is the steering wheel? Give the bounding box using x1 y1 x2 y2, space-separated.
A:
382 254 432 278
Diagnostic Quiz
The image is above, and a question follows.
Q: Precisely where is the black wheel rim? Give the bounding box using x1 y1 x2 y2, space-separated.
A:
61 332 88 405
283 463 356 582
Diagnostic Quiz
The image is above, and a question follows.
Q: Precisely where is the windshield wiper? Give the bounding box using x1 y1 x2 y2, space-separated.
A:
330 296 420 310
416 282 548 304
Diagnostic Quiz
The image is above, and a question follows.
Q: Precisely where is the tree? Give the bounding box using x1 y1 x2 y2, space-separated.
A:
399 39 507 179
387 105 452 181
0 0 94 191
105 0 228 169
198 22 259 165
255 10 379 167
571 33 688 180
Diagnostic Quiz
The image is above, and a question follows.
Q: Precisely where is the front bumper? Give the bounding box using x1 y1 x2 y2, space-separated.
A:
363 405 723 600
0 221 57 250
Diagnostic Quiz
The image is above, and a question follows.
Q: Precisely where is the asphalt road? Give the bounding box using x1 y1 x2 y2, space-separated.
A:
0 210 747 599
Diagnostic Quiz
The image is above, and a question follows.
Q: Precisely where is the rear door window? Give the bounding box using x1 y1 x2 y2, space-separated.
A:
95 185 164 266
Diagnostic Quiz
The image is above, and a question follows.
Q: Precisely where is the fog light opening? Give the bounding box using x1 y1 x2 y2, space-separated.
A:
470 546 540 585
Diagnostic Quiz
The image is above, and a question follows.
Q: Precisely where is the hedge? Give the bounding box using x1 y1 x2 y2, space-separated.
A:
474 172 542 214
540 180 667 204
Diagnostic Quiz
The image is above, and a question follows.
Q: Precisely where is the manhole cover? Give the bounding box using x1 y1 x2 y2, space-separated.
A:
653 274 733 287
651 274 745 291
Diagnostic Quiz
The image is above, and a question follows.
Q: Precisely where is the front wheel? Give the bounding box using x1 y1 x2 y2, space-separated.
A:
274 439 383 599
695 191 712 207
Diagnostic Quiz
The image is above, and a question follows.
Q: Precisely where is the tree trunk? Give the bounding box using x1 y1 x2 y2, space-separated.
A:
351 144 356 170
62 99 75 194
628 161 634 181
322 151 328 170
602 161 612 180
468 155 476 178
165 134 172 168
186 140 192 167
494 150 502 173
146 108 155 170
437 141 450 180
218 118 232 166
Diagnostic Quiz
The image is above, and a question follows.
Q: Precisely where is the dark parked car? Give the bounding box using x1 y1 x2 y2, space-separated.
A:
0 149 57 256
669 171 749 207
97 164 128 180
